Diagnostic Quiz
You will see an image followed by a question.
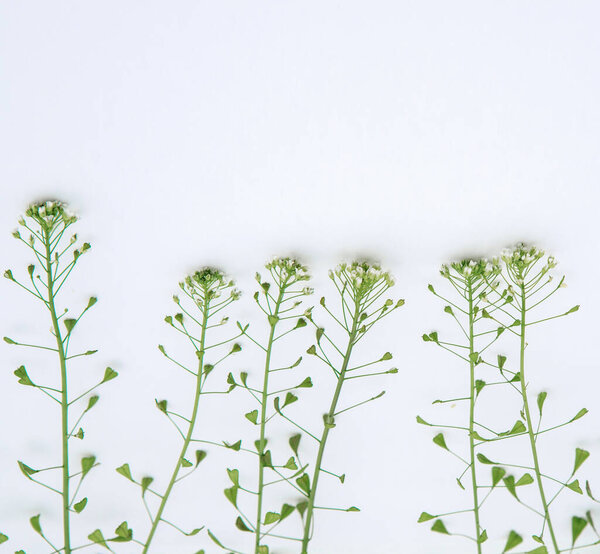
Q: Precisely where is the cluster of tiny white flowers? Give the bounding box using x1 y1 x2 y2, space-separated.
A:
24 200 76 230
334 261 394 297
501 243 557 282
444 257 500 281
181 268 240 307
265 257 310 283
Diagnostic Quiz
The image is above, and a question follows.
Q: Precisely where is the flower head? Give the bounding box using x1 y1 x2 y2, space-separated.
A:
24 200 76 231
181 267 240 308
446 257 500 282
501 243 556 284
334 260 394 300
265 257 310 284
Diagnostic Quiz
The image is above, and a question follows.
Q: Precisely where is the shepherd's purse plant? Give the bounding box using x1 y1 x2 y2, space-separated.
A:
4 200 128 553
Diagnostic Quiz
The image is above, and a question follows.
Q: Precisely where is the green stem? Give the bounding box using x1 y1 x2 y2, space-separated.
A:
44 229 71 554
142 300 210 553
519 285 560 553
467 283 482 553
255 287 285 554
301 303 360 554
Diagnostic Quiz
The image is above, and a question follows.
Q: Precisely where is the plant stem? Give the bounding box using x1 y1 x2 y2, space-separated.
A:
255 287 285 554
142 300 210 553
44 229 71 554
467 283 482 553
301 303 360 554
518 285 560 553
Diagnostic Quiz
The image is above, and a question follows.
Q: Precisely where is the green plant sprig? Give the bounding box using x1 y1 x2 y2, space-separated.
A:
298 261 403 554
116 268 241 553
209 257 313 554
5 200 127 553
419 257 528 551
486 244 599 553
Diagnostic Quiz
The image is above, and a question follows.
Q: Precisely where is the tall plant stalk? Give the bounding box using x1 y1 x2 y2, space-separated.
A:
300 261 402 553
117 269 241 552
419 258 512 551
210 257 313 554
5 200 127 553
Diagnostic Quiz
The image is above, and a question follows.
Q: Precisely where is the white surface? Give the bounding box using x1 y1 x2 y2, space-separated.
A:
1 2 600 553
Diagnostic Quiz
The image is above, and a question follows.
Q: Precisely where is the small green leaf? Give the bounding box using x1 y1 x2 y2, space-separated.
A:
427 284 435 293
418 512 435 522
431 519 449 534
88 529 110 550
296 473 310 495
141 476 153 495
416 415 431 426
207 530 225 548
181 458 192 468
316 328 324 341
3 336 16 344
525 547 547 554
307 345 317 355
18 461 39 477
283 457 298 470
570 408 588 423
235 516 252 532
296 501 308 516
245 410 258 424
537 391 547 415
224 486 238 507
268 315 279 326
295 318 307 329
289 434 301 456
507 421 526 436
478 529 488 544
297 377 313 388
572 516 587 545
73 497 88 513
255 438 268 452
566 305 580 314
492 466 506 487
101 367 118 383
264 512 279 525
444 305 453 315
280 503 295 521
346 506 360 512
116 463 133 481
477 453 496 465
227 468 240 486
64 318 77 333
87 296 98 308
30 514 42 535
282 392 298 408
469 352 480 364
257 546 269 554
195 450 207 466
85 395 99 412
573 448 590 474
113 521 133 542
381 352 393 361
567 480 583 494
516 473 534 486
475 380 486 396
0 533 7 544
81 456 96 478
503 530 523 552
155 399 168 414
224 439 242 451
498 355 507 370
432 433 448 450
503 476 518 499
14 365 34 386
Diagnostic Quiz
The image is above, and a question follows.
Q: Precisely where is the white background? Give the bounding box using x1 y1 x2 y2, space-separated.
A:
1 1 600 553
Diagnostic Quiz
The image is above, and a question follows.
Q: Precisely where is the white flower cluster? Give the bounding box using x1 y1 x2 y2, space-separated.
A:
181 268 240 307
25 200 76 229
501 243 557 282
442 257 500 281
265 257 310 283
334 261 394 297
